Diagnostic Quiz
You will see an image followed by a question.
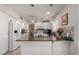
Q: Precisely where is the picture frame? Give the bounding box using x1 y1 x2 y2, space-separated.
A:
61 13 68 26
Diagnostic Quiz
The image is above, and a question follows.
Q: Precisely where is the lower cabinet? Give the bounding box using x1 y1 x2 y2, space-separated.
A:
53 41 70 55
20 41 52 55
18 41 73 55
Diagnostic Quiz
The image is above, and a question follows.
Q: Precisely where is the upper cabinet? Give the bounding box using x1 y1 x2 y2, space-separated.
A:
34 21 52 30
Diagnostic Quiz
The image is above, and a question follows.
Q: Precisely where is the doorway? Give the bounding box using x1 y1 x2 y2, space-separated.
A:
28 24 34 40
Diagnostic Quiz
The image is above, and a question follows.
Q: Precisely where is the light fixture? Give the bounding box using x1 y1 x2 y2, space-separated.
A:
31 20 35 23
22 23 25 27
22 23 24 26
16 20 20 24
30 4 34 7
50 4 53 6
46 11 51 15
20 16 23 20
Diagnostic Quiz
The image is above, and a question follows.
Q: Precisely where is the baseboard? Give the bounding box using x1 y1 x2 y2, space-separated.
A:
3 51 9 55
2 46 21 55
8 46 21 52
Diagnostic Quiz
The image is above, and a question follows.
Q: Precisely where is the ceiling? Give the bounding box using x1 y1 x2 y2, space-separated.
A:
2 4 66 22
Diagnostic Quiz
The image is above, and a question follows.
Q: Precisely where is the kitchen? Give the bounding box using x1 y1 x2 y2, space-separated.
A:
0 4 78 55
16 5 75 55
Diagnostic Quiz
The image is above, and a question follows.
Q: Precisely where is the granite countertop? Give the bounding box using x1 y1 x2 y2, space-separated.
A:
16 39 74 41
16 36 74 41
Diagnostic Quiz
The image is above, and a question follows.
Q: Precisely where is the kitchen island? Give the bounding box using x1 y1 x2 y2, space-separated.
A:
16 36 73 55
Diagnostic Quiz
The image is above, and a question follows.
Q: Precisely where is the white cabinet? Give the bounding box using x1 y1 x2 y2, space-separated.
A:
17 41 74 55
42 22 51 29
20 41 52 55
53 41 70 55
34 22 52 30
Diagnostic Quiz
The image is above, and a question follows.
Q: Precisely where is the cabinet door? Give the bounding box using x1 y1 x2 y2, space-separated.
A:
53 41 69 55
21 41 52 55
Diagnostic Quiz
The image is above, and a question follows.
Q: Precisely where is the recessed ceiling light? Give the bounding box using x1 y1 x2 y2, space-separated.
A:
22 23 25 26
46 11 51 15
16 20 20 24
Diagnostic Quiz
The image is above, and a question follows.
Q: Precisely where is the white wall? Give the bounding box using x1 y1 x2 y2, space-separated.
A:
53 5 78 55
77 5 79 55
0 11 9 54
8 18 21 51
0 6 21 54
12 19 24 51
